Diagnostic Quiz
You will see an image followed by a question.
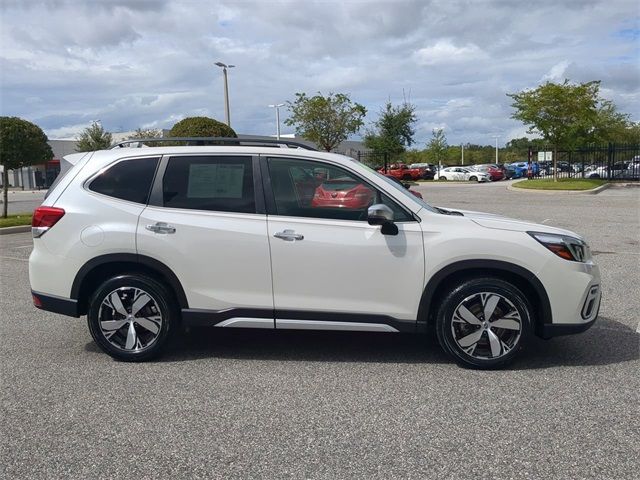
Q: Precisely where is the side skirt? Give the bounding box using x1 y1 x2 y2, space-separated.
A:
181 308 416 333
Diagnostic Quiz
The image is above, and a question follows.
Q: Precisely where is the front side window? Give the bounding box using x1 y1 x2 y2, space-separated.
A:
89 157 159 204
162 156 255 213
267 157 412 222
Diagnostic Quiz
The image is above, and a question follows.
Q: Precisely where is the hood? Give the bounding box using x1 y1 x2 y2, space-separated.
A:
443 208 583 239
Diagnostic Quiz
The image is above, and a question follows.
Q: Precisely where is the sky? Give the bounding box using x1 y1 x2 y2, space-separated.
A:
1 0 638 146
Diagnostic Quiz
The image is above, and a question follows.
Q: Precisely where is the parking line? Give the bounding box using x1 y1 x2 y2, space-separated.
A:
0 256 28 262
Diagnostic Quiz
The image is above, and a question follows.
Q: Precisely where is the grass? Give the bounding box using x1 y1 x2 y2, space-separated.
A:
512 178 607 191
0 213 32 228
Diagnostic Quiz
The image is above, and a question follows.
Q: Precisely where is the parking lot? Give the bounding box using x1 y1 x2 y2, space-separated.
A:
1 182 638 479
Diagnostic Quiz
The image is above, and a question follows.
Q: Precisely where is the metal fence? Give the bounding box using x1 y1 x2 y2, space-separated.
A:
353 151 408 170
528 144 640 181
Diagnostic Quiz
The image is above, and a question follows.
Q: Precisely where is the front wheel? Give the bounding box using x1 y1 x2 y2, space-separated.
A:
468 176 477 182
87 274 178 361
438 176 448 181
435 277 532 369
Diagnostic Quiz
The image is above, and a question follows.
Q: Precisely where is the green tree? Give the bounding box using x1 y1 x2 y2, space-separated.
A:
0 117 53 217
285 92 366 151
426 128 448 164
507 80 630 179
127 128 163 147
76 121 113 152
364 101 417 155
168 116 236 139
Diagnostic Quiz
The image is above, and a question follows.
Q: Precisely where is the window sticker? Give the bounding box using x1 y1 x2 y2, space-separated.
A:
187 163 245 198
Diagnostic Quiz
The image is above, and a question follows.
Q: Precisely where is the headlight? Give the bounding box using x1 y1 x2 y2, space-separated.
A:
528 231 591 262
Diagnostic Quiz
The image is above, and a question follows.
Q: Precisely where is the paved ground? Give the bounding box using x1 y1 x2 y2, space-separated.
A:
1 182 638 479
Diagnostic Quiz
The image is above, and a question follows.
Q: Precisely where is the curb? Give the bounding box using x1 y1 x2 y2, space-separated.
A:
0 225 31 235
507 181 611 195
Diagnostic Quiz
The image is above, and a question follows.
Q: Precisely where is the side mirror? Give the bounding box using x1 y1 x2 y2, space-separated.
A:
367 204 398 235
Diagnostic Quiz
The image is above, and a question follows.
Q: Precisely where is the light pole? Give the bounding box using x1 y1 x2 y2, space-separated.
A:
268 103 285 140
491 135 500 164
461 143 464 165
215 62 235 127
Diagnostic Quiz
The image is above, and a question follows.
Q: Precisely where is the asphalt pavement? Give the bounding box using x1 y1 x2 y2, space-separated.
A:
1 182 638 479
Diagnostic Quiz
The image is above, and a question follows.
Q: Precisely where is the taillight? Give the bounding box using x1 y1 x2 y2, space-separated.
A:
32 206 65 238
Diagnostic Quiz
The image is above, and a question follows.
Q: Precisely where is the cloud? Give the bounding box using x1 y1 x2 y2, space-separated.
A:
413 40 487 66
0 0 638 145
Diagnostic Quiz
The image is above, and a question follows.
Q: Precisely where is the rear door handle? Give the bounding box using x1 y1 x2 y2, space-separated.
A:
146 222 176 234
274 229 304 241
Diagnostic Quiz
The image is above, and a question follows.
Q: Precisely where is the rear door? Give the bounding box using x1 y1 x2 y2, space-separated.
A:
263 156 424 331
137 154 274 327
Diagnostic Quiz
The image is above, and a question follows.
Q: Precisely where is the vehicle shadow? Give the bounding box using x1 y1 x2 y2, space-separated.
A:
147 316 638 369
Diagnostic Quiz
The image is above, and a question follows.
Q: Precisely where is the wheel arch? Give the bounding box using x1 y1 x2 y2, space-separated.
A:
417 260 552 336
71 254 189 315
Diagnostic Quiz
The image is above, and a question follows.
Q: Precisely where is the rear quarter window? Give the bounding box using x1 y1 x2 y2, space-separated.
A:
88 157 159 204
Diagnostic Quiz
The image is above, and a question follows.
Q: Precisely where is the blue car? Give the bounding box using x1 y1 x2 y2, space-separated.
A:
509 162 539 178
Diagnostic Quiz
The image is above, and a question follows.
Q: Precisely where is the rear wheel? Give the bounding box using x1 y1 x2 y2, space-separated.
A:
87 274 178 361
402 174 412 180
435 277 532 369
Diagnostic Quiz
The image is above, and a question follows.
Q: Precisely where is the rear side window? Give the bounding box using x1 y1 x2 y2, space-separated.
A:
89 157 159 204
162 156 255 213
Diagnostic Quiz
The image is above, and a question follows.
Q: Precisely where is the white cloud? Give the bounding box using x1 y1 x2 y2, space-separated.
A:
413 40 487 66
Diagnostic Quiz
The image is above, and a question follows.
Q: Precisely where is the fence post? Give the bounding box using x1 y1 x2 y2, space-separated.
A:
384 153 389 173
608 142 614 173
527 147 532 179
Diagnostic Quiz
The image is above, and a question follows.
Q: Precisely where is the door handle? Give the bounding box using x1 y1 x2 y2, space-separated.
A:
145 222 176 234
274 229 304 241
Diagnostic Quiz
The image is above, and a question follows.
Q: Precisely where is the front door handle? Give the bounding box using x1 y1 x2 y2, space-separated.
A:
146 222 176 234
274 229 304 241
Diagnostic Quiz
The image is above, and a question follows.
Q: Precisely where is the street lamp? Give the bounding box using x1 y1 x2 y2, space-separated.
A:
215 62 235 127
491 135 500 164
268 103 285 140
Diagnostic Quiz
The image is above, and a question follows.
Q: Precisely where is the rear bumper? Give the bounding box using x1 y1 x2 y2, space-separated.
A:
32 291 79 318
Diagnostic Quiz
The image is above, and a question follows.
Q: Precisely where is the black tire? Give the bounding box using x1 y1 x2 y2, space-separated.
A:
469 176 477 182
87 274 178 362
402 174 412 180
438 176 448 181
435 277 532 369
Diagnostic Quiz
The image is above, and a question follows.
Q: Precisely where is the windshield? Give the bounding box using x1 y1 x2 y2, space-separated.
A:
356 161 440 213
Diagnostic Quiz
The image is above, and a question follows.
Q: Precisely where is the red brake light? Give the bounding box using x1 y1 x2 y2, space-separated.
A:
32 206 65 238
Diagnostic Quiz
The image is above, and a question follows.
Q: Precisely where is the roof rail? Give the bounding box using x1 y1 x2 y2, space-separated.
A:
110 137 317 151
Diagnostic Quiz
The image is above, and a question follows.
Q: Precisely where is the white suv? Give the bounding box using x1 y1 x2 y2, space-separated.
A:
29 138 601 368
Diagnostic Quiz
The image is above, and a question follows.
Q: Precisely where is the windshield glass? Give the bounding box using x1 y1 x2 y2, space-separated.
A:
355 161 440 213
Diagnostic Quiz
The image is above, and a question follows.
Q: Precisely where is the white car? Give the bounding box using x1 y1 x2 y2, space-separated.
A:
29 138 601 369
434 167 490 182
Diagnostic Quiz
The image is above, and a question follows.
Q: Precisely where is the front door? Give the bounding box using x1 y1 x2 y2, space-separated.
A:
264 156 424 331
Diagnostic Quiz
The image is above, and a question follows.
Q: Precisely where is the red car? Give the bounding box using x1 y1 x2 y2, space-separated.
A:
311 178 374 209
378 163 424 181
472 164 505 181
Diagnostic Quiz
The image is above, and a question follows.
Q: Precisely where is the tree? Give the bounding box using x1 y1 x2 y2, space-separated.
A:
507 80 630 179
76 121 113 152
0 117 53 217
426 128 448 164
364 101 417 155
285 92 366 151
127 128 163 147
168 116 236 138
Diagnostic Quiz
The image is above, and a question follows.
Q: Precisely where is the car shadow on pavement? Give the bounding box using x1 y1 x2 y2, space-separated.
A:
136 316 638 368
513 316 639 370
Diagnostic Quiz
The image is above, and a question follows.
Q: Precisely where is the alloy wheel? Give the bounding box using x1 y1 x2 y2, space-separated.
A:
98 287 163 352
450 292 522 360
